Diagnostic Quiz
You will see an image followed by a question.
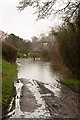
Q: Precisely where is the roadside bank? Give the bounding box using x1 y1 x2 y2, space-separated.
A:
57 77 80 93
2 60 17 117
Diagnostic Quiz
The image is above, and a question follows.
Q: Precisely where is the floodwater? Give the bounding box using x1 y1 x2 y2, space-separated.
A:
7 58 79 119
17 58 59 84
17 58 61 97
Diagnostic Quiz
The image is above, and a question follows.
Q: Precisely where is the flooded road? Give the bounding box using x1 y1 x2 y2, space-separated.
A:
17 58 58 84
7 58 79 119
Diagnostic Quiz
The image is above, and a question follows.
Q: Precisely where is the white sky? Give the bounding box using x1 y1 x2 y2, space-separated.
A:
0 0 62 40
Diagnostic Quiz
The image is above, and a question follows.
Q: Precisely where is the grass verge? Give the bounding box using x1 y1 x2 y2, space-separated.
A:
58 77 80 93
2 60 17 114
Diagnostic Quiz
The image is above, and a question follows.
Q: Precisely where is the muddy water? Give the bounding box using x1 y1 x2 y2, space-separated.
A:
8 58 79 118
17 58 61 96
17 58 59 84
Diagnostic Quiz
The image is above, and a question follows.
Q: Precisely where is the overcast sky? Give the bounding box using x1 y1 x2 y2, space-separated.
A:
0 0 62 40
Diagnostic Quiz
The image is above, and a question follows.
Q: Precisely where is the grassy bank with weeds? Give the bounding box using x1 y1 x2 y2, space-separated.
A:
58 77 80 93
2 60 17 115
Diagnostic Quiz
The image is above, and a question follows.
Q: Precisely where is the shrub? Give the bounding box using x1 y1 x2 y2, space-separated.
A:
50 42 72 76
56 23 80 78
2 41 18 63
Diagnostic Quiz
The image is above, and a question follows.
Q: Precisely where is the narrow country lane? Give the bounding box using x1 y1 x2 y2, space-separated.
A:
7 58 79 119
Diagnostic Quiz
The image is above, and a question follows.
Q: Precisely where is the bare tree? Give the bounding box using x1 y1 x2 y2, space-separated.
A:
17 0 80 21
32 36 39 42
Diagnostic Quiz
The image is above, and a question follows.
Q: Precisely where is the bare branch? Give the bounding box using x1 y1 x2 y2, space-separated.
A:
17 0 80 22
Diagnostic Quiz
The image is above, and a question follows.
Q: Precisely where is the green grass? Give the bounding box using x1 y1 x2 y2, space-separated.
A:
2 60 17 108
58 77 80 92
59 77 80 84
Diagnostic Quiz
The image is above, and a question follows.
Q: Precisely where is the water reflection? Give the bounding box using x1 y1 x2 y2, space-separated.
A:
17 58 58 84
16 58 61 98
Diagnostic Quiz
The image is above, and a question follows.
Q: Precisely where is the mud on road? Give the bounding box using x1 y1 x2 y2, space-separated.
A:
6 78 79 119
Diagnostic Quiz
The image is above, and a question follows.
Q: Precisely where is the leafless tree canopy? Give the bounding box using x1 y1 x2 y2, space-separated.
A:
18 0 80 21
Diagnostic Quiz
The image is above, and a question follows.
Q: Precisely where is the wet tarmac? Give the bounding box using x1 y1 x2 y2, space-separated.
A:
7 58 79 119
